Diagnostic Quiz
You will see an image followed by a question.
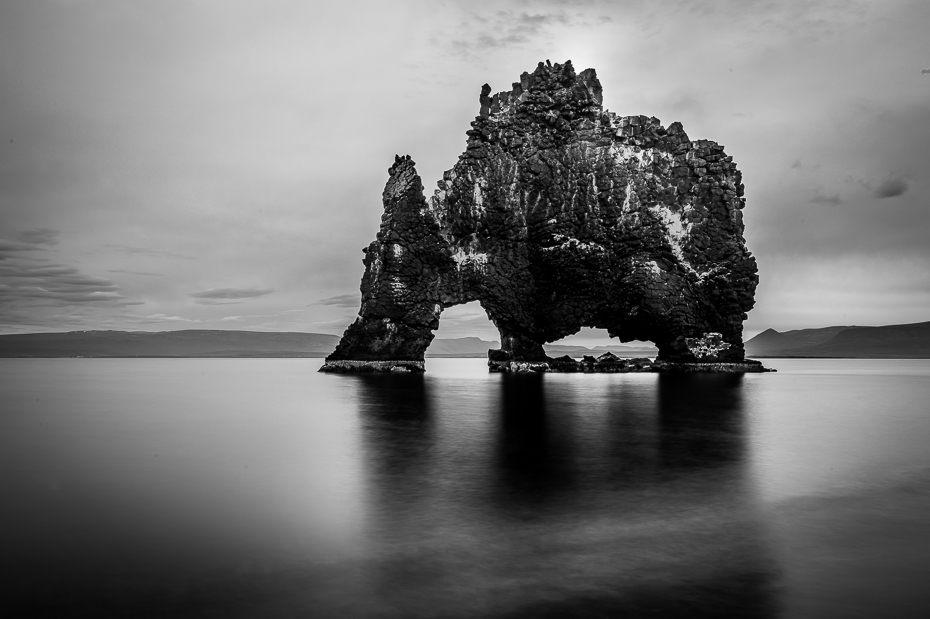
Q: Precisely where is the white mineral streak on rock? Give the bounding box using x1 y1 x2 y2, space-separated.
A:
588 172 599 207
473 179 485 213
428 194 448 230
649 148 673 173
686 332 731 358
369 255 383 279
622 178 634 212
388 277 406 296
392 244 404 258
545 234 604 253
611 142 645 166
649 204 693 268
648 260 663 276
428 171 455 219
451 247 489 272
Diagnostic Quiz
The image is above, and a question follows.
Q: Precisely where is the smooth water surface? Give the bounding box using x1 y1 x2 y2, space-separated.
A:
2 358 929 617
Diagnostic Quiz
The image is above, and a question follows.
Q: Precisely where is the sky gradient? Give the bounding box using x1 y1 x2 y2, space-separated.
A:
1 0 928 345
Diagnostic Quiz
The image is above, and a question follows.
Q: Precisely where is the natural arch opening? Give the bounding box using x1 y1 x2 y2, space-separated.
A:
546 328 658 358
425 301 500 357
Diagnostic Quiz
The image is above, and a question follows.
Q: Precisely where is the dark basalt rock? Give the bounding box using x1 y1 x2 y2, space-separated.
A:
321 60 764 374
489 354 770 374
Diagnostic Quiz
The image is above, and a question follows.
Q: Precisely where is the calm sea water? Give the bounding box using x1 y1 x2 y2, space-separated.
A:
2 358 929 618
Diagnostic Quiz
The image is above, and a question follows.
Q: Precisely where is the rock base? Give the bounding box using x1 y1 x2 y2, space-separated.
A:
489 352 773 373
318 360 425 373
655 360 774 373
319 356 773 374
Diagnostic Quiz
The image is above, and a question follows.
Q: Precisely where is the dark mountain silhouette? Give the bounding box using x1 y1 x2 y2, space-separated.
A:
745 321 930 358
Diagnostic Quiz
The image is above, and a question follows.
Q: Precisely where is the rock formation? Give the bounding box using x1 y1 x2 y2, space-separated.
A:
321 60 763 373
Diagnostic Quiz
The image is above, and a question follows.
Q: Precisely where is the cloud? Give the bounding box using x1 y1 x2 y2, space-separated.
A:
445 9 584 56
791 159 802 169
0 263 141 307
107 269 164 276
313 293 360 308
142 314 200 322
871 176 909 199
207 310 308 323
189 287 274 305
515 11 570 29
810 192 843 206
0 230 59 260
0 230 60 263
189 287 274 300
16 228 59 246
922 69 930 75
104 244 195 260
0 239 42 256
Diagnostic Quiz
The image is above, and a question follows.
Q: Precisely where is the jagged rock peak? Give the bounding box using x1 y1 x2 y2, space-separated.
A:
388 154 414 176
478 59 603 121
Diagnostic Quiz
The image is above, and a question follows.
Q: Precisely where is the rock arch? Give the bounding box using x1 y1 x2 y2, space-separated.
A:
321 61 759 373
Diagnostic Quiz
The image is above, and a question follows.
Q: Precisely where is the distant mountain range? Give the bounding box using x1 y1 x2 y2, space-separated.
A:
424 337 658 358
744 321 930 358
426 337 501 357
543 343 658 357
0 330 656 358
2 322 927 358
0 330 342 358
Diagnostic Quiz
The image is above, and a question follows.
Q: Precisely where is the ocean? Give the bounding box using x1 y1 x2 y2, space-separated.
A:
2 358 929 618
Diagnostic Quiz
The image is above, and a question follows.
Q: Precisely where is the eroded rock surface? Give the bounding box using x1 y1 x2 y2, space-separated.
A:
321 60 760 373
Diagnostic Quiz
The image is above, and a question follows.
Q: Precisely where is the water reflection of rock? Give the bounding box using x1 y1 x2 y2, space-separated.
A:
493 374 576 507
656 373 748 470
353 373 435 517
352 372 781 618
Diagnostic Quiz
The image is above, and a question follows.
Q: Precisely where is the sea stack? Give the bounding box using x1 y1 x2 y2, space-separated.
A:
321 60 763 373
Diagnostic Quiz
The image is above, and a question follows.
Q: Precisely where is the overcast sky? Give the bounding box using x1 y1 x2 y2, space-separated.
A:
1 0 928 344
